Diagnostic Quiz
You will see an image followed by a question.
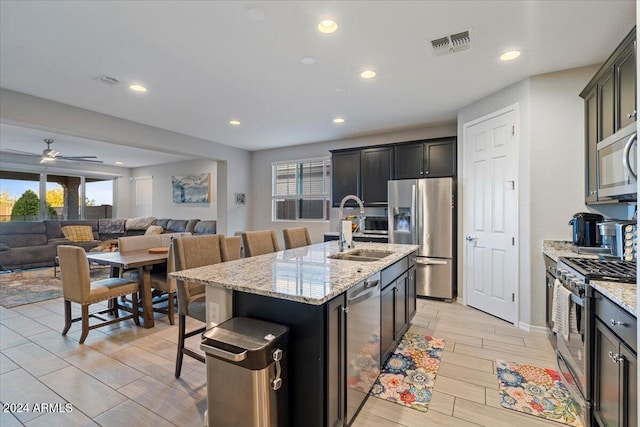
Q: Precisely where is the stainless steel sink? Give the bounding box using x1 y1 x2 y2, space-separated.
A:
328 249 394 262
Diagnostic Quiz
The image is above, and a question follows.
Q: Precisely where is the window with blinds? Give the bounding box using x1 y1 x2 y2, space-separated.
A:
272 158 331 221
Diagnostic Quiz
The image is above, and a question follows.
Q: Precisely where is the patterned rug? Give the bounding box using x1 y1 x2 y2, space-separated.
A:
369 333 445 412
496 359 584 426
0 266 110 308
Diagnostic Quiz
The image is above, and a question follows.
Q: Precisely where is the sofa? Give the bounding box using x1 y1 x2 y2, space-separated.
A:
0 218 217 271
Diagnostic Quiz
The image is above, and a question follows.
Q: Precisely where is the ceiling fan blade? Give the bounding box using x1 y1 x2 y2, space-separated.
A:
2 148 40 156
58 157 104 164
60 155 98 159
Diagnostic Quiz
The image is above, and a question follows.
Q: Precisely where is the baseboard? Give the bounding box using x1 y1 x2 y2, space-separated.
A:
456 296 464 305
518 322 548 334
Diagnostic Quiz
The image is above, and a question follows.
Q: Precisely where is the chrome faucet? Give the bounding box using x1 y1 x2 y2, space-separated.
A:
338 195 365 252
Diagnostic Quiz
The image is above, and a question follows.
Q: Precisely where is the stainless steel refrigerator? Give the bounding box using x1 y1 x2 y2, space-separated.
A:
388 178 456 300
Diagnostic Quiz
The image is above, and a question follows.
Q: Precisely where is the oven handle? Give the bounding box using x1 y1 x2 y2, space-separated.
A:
622 133 637 181
559 282 584 306
570 293 584 307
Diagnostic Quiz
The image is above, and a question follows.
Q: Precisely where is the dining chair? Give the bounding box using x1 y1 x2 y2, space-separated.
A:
57 245 140 344
283 227 312 249
226 236 242 260
242 230 280 257
172 234 230 377
118 234 183 325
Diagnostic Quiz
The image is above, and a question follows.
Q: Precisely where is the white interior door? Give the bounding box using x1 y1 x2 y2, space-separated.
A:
134 176 153 217
463 107 518 323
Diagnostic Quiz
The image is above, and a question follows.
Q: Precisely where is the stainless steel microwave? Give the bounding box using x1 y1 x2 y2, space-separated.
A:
597 122 637 200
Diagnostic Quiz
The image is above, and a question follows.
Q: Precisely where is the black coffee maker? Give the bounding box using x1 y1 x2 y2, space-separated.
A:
569 212 604 247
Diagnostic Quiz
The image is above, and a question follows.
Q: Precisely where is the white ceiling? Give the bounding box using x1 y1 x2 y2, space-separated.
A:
0 123 191 168
0 1 636 153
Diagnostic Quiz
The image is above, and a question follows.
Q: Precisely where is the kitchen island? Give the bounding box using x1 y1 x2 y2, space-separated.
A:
171 241 418 427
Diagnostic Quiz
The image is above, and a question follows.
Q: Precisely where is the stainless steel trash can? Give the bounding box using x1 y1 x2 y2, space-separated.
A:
201 317 289 427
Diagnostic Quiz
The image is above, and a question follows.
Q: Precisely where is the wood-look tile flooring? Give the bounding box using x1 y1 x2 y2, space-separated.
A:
1 297 560 426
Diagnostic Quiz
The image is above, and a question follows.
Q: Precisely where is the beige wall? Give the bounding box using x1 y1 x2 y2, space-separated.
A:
249 123 457 248
132 159 218 222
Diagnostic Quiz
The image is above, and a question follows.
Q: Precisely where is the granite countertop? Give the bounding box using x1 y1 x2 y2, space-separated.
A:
591 280 637 317
542 240 601 262
324 231 389 238
171 241 418 305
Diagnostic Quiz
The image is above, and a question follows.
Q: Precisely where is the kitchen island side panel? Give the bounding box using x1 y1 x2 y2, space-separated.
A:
233 291 328 427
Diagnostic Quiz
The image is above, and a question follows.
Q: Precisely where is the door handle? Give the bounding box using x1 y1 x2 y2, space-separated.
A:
622 133 637 181
465 236 476 242
608 351 625 363
415 258 447 265
627 110 637 119
610 318 628 327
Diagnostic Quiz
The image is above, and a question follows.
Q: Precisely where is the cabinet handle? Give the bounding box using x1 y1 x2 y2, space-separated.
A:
608 351 625 363
590 190 597 195
627 110 637 119
420 171 424 175
610 318 627 327
342 307 349 314
424 171 429 175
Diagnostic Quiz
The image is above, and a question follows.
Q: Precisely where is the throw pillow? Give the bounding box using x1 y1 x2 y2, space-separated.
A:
61 225 94 242
144 225 164 235
125 216 156 230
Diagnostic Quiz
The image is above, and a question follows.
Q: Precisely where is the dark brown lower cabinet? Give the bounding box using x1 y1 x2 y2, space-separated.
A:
380 282 396 364
326 294 346 427
407 265 416 321
593 318 638 427
381 271 413 364
394 272 408 342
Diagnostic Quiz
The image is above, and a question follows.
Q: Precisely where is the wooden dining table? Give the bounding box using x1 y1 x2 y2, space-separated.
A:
86 250 168 328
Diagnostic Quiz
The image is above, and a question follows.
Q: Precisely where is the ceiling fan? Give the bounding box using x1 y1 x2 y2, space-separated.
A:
6 139 103 164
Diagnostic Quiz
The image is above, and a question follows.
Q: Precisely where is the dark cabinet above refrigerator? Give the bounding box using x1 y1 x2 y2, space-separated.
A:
330 136 456 207
394 137 456 180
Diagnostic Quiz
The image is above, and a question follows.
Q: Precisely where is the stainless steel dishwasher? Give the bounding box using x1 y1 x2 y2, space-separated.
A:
345 271 381 425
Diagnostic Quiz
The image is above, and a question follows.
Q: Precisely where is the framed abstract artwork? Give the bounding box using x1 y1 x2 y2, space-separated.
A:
172 173 210 203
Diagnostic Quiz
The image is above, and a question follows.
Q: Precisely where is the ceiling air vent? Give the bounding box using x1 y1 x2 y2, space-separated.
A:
430 29 473 57
92 74 121 87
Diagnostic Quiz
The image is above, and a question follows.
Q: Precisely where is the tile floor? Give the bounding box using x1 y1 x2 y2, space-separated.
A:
1 296 561 426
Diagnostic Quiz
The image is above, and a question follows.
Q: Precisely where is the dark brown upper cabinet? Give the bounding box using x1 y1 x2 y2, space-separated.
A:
360 146 393 206
331 150 361 207
580 27 636 204
394 137 456 180
330 136 456 207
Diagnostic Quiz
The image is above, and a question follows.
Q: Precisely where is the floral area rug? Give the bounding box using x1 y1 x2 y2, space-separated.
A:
0 266 110 308
496 359 584 426
369 332 445 412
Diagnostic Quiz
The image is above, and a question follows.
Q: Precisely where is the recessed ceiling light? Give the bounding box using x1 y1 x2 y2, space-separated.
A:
360 70 376 79
129 84 147 92
500 50 521 61
317 19 338 34
247 7 264 21
301 56 315 65
333 118 345 124
229 120 241 126
115 161 124 165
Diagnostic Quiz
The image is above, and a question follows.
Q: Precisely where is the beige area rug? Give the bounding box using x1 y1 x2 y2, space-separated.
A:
0 266 111 308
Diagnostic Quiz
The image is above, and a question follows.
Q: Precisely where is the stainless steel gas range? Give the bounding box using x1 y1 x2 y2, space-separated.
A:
555 257 636 427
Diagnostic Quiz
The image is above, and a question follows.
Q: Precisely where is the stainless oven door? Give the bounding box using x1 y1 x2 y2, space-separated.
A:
555 289 591 425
